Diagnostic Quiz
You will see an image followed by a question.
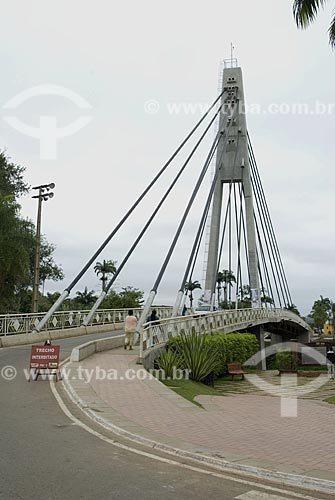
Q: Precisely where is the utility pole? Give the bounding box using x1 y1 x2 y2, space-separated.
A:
32 182 55 313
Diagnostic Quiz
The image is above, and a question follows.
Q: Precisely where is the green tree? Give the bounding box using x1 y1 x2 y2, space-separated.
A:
261 291 274 306
293 0 335 47
118 286 144 308
0 151 29 197
311 303 328 330
0 156 31 312
218 270 236 305
184 280 202 308
75 287 97 308
101 287 144 309
37 238 64 294
101 289 122 308
331 302 335 339
238 285 251 308
0 151 63 313
216 272 224 306
310 295 331 330
285 303 301 316
94 259 117 292
0 194 36 312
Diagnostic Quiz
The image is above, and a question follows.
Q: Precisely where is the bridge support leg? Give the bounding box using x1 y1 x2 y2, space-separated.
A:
298 331 310 344
271 333 282 345
255 327 266 371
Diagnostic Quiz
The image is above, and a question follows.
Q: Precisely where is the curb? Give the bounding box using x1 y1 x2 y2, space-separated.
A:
60 361 335 495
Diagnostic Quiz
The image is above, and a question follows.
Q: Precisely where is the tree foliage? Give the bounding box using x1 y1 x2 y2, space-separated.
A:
75 287 97 308
293 0 335 47
0 152 29 197
285 303 301 316
217 269 236 305
310 295 332 329
101 286 144 309
184 280 202 308
94 259 117 292
0 151 63 313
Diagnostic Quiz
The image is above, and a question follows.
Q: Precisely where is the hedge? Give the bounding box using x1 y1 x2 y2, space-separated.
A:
167 332 259 376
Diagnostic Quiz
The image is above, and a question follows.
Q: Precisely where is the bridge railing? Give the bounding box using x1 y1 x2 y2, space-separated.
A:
0 306 173 336
140 308 311 356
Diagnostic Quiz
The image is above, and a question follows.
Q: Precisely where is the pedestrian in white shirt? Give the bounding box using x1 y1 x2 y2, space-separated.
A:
124 310 137 350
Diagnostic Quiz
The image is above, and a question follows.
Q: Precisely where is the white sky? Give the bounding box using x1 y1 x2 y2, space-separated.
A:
0 0 334 315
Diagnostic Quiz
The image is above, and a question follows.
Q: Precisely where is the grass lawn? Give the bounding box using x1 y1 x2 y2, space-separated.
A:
325 396 335 405
298 366 328 372
215 375 245 385
162 379 219 407
215 369 263 385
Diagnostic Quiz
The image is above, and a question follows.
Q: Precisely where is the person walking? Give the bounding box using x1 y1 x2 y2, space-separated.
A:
146 309 161 346
326 346 335 379
146 309 160 325
124 310 138 350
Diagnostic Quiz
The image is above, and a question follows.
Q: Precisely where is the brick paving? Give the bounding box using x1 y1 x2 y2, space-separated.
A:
215 370 335 400
65 347 335 481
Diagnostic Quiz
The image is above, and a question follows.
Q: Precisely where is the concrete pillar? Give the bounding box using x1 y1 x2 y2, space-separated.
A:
243 160 260 307
271 333 282 345
298 331 311 345
255 327 266 370
205 180 223 295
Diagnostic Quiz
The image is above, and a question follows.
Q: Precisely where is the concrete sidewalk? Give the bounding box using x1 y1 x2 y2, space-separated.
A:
61 346 335 493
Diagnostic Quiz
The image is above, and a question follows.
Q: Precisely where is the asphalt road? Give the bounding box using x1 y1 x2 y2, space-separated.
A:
0 331 330 500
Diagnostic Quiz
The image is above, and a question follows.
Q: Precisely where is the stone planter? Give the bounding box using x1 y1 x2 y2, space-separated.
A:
278 369 298 375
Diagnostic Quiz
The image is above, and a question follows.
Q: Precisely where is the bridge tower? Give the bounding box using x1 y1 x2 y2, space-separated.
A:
204 61 260 308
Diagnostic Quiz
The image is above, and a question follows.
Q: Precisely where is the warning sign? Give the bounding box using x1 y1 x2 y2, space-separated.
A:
29 345 60 381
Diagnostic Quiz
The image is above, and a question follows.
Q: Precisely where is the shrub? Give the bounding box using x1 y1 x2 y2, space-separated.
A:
274 351 297 371
168 332 259 377
170 331 221 382
155 350 183 379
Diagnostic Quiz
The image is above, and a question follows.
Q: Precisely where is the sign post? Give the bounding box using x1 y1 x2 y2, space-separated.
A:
29 345 61 381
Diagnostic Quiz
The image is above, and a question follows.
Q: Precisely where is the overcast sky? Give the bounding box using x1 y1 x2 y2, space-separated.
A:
0 0 334 315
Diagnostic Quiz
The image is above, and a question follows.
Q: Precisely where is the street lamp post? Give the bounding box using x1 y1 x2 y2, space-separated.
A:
32 182 55 313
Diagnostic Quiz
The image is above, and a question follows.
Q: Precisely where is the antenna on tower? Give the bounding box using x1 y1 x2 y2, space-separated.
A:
230 42 235 64
224 44 238 68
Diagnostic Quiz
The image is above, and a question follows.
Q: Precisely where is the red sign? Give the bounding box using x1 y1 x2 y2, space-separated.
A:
30 345 60 370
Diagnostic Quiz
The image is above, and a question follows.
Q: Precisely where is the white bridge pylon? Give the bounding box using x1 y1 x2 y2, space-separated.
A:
204 65 260 308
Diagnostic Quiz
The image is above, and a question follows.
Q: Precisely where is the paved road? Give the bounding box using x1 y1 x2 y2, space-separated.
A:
0 332 331 500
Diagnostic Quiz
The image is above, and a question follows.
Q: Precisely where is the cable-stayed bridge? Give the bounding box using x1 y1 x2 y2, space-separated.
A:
12 60 311 349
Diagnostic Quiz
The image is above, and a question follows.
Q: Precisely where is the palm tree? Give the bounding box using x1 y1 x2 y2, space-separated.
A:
239 285 251 308
261 295 274 306
293 0 335 47
285 303 300 316
75 287 97 307
216 272 224 306
219 270 236 305
94 259 117 292
184 280 202 308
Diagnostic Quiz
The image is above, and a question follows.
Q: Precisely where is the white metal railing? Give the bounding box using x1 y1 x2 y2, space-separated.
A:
0 306 173 336
140 308 312 356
